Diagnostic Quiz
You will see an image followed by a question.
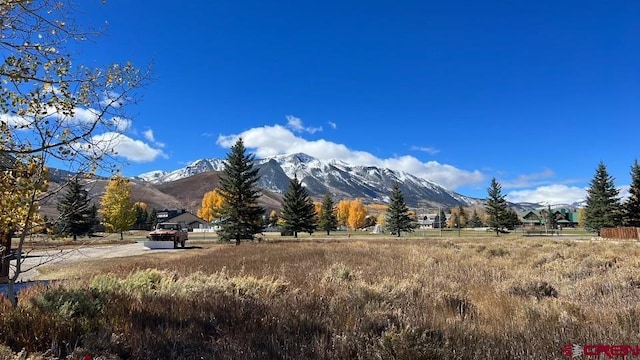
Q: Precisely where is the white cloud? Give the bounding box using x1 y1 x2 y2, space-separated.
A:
506 184 587 204
285 115 322 134
68 107 100 124
99 91 124 108
143 129 155 142
66 109 131 132
109 116 132 132
142 129 165 148
2 105 132 133
328 121 337 129
411 145 440 155
501 169 556 189
0 113 30 128
91 132 167 163
217 125 484 190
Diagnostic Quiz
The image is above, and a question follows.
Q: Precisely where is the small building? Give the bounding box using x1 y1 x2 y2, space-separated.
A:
416 213 449 229
158 209 209 230
520 208 579 228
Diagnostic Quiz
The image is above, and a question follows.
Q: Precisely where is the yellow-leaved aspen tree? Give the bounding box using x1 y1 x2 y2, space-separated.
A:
447 208 459 228
336 199 351 227
0 0 149 306
0 156 48 289
134 201 148 212
100 175 136 240
347 199 367 230
268 209 279 227
577 208 586 228
197 189 225 222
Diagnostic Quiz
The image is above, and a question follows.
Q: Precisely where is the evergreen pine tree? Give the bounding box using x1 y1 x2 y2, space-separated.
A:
385 183 416 237
318 193 339 235
133 203 148 230
623 159 640 227
468 209 483 228
506 209 522 230
87 204 99 235
280 175 317 238
436 209 448 229
584 161 622 235
148 208 158 229
217 138 265 245
55 176 94 240
485 177 509 236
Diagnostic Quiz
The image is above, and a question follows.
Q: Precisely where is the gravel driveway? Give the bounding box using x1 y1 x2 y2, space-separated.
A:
15 242 178 282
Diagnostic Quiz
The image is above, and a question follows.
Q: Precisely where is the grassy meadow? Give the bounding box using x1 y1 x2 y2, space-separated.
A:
1 234 639 359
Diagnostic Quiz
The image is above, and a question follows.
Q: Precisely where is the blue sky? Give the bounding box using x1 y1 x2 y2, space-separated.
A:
72 1 639 204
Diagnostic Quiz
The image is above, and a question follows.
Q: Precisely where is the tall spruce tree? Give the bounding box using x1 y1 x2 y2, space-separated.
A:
435 209 447 229
385 183 416 237
148 208 158 229
318 193 339 235
55 177 95 240
280 175 317 238
468 209 483 228
485 177 509 236
506 209 522 230
584 161 622 234
218 138 265 245
623 159 640 227
133 203 149 230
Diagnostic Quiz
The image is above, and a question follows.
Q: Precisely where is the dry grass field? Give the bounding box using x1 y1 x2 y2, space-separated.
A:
2 235 639 359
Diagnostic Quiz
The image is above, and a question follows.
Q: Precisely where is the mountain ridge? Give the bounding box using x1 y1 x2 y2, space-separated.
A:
134 153 484 208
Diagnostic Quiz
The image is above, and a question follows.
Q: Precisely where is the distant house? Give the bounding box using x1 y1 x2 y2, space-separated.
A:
416 213 449 228
157 209 209 230
520 208 579 228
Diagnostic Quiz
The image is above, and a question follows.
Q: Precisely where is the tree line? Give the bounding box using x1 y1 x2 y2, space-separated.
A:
22 143 638 250
482 160 640 236
48 144 640 243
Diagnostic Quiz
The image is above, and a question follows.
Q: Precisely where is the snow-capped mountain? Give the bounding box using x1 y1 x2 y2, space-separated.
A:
136 158 226 183
135 153 483 208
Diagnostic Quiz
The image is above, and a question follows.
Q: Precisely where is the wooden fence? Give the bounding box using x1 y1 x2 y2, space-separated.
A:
600 227 640 240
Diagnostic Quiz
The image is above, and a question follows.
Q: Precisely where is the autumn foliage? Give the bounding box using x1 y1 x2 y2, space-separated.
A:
347 199 367 230
99 175 135 239
197 189 225 222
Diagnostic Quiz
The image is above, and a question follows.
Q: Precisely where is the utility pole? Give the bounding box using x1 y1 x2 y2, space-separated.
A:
422 205 426 238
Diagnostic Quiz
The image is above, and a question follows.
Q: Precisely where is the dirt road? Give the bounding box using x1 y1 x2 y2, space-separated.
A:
14 242 179 282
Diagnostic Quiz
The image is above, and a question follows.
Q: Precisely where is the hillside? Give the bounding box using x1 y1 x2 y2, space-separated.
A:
39 178 185 220
155 171 284 213
38 152 549 220
40 171 284 220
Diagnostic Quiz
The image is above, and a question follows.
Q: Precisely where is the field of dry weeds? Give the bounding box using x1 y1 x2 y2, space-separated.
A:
1 236 639 359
